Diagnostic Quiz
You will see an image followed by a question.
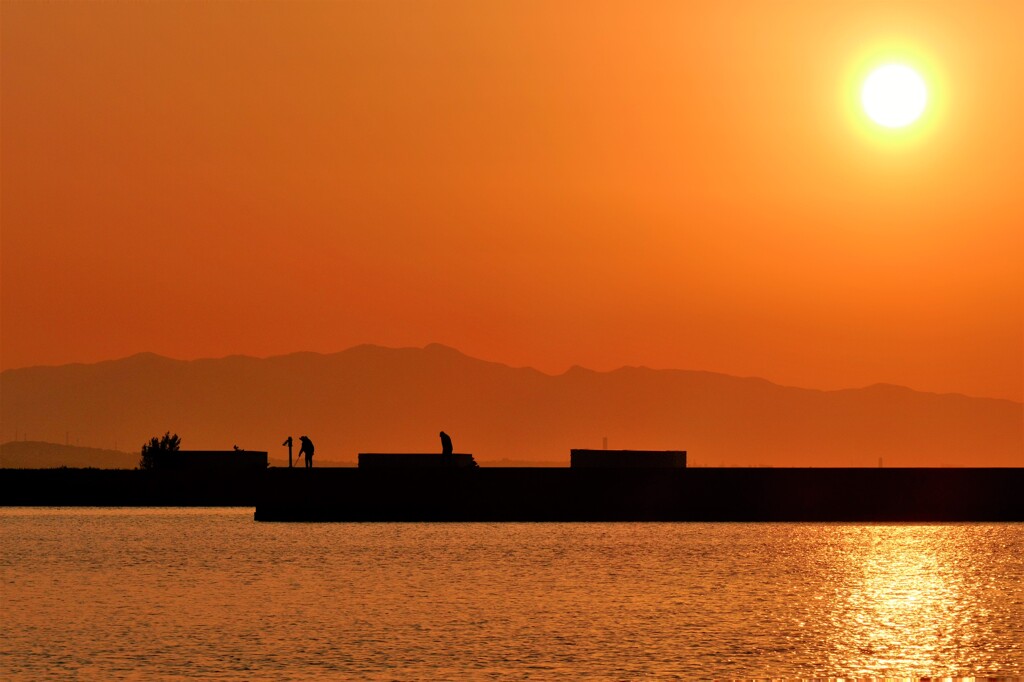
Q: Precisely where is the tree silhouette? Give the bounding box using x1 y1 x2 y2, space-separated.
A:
140 432 181 470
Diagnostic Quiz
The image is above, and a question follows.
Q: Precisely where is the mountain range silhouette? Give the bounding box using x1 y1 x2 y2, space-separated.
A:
2 343 1020 467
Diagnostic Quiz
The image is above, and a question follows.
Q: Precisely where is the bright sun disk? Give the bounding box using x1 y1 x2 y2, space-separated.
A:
861 64 927 128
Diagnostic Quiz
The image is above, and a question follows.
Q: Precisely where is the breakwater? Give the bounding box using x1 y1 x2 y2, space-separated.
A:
3 467 1022 521
254 467 1023 522
0 469 263 506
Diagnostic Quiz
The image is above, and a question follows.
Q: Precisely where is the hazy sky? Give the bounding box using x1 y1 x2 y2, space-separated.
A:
2 1 1021 401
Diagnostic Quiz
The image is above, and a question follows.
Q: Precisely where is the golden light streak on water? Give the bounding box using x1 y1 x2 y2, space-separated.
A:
820 526 1015 678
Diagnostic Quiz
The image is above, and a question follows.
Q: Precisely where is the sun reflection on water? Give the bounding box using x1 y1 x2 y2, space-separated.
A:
821 526 1002 678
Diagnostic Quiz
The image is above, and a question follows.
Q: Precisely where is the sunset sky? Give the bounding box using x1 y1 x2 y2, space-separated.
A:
2 1 1021 402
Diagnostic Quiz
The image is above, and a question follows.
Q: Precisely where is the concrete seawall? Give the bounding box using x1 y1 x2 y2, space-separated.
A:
253 467 1024 522
3 467 1022 521
0 469 264 506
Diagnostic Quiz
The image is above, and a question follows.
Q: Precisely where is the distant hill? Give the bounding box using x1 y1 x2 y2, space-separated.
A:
1 344 1021 467
0 441 138 469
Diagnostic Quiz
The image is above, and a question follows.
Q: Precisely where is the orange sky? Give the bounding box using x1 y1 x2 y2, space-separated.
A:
2 1 1022 401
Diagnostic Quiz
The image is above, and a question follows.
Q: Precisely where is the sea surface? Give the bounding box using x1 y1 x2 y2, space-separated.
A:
1 509 1022 680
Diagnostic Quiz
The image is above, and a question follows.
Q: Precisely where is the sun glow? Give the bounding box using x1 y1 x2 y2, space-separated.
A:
861 64 928 128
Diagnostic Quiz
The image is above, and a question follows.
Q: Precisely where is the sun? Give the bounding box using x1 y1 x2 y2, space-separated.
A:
861 64 928 128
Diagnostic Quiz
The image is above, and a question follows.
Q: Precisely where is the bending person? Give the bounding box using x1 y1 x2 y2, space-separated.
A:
298 436 315 469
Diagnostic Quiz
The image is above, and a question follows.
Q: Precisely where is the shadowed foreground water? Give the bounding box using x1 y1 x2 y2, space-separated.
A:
1 509 1022 679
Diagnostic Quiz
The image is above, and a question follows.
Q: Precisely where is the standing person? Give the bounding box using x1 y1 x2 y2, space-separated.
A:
282 436 293 468
299 436 315 469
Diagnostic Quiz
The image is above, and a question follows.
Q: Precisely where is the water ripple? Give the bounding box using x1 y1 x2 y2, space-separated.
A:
1 509 1022 679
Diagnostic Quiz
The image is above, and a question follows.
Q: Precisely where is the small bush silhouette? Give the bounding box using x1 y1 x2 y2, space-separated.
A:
140 432 181 470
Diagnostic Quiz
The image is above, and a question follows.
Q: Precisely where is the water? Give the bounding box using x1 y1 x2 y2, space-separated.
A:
1 509 1022 680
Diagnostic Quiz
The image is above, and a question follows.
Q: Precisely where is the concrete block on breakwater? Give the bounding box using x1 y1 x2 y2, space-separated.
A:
358 453 477 468
570 449 686 468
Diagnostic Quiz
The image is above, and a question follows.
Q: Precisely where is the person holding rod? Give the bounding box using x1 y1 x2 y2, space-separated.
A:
298 436 315 469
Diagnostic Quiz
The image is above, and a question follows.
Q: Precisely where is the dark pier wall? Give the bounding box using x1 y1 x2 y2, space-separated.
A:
4 467 1022 521
0 469 263 506
254 467 1024 522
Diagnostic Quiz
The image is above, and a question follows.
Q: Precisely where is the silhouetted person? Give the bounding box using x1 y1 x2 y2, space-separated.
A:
299 436 315 469
283 436 293 467
440 431 453 464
